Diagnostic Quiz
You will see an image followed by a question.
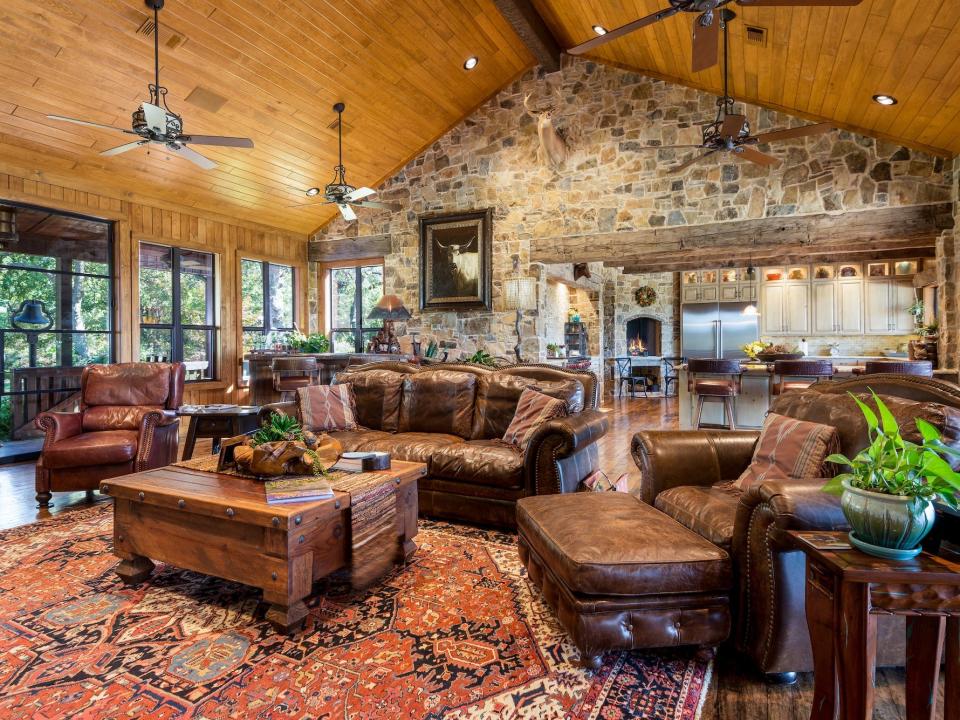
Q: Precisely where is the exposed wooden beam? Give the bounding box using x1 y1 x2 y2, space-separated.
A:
529 203 954 265
493 0 562 73
619 247 936 274
308 235 392 262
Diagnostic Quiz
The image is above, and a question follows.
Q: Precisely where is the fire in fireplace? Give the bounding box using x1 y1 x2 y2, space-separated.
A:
626 317 661 356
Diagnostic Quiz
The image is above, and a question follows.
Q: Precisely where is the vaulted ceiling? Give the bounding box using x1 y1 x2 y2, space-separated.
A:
0 0 533 233
533 0 960 158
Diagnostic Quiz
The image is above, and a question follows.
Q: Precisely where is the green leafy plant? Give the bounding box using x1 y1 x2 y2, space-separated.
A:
468 349 496 366
289 331 330 353
823 390 960 511
546 343 559 355
252 412 304 446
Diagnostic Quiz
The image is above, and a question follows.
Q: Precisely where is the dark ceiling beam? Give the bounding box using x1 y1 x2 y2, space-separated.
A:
492 0 562 73
309 234 392 262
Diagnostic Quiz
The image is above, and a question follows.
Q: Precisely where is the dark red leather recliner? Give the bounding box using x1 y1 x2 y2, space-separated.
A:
34 362 185 507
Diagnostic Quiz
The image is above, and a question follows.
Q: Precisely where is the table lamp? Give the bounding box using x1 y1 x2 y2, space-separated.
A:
367 294 411 354
503 255 537 363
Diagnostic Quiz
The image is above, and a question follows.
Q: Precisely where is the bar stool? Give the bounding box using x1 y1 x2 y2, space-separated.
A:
271 356 319 401
615 357 646 397
687 358 742 430
771 359 834 395
662 356 686 397
863 359 933 377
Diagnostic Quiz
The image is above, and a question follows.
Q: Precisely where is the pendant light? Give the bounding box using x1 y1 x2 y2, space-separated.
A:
742 264 759 316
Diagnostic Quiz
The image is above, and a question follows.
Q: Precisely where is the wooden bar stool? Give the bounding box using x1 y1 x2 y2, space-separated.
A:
863 359 933 377
687 358 742 430
271 356 319 401
771 359 834 396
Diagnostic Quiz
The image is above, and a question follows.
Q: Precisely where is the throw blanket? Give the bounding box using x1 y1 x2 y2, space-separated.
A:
176 456 399 589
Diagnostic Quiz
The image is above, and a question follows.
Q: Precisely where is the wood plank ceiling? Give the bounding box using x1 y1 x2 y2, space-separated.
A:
0 0 534 233
533 0 960 158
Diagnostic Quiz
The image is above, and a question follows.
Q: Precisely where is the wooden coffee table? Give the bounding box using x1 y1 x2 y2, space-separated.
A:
100 461 425 633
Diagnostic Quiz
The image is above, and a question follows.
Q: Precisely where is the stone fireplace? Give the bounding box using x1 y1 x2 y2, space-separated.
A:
625 317 662 356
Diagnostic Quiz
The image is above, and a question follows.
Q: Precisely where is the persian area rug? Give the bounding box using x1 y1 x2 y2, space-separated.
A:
0 505 713 719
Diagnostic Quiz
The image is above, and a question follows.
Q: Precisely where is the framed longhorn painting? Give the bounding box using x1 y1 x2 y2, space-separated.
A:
419 208 492 311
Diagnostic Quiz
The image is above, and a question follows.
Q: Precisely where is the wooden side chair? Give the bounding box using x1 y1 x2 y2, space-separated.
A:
615 357 645 397
271 356 319 401
661 356 686 397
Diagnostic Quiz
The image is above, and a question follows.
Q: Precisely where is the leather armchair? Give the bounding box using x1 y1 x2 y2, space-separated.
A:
35 362 185 507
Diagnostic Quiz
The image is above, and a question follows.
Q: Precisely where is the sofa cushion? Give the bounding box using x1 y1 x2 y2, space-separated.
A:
333 369 404 432
82 405 164 432
516 493 731 597
398 370 477 438
297 384 358 432
344 431 465 464
429 440 524 489
43 430 139 469
734 413 839 491
654 486 740 552
327 429 394 453
503 388 568 449
472 374 584 439
771 390 960 469
83 363 171 406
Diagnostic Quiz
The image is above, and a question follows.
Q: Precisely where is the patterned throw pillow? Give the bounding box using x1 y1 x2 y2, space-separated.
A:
297 385 358 432
734 412 839 491
503 388 568 450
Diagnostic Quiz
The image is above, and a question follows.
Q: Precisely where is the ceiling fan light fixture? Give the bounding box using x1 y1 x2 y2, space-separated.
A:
463 56 479 70
872 94 898 106
305 187 320 197
592 25 608 35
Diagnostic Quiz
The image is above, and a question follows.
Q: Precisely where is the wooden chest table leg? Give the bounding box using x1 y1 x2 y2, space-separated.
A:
945 617 960 720
906 616 945 720
837 582 876 720
805 560 839 720
264 550 313 635
116 555 155 584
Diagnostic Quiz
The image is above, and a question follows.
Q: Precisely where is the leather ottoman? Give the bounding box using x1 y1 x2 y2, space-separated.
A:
517 493 732 668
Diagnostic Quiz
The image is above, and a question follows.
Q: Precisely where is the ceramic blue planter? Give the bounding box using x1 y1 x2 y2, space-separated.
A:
840 479 936 558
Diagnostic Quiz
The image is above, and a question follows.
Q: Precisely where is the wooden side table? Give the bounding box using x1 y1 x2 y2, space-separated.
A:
177 406 261 460
790 530 960 720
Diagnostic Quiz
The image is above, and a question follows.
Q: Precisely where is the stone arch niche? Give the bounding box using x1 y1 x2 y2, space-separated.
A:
625 316 662 356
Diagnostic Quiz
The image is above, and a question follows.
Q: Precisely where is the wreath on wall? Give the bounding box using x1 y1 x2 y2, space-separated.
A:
634 285 657 307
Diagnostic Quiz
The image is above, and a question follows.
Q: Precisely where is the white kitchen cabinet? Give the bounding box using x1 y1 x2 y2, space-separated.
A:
682 286 701 303
811 282 837 335
784 283 810 334
812 279 863 334
865 279 917 334
761 284 785 335
719 284 739 301
892 280 917 333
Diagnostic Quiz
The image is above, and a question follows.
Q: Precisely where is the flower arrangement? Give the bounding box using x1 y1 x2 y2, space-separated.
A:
742 340 770 359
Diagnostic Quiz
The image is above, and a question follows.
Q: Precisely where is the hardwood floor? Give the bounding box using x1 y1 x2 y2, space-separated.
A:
0 400 939 718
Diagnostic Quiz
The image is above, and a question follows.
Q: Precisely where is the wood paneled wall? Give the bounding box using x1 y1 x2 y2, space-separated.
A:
0 171 308 406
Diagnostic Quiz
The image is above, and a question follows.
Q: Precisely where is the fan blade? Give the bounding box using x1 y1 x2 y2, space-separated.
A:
167 143 217 170
337 203 357 222
287 200 335 209
100 140 148 157
734 146 781 166
671 151 716 173
634 144 707 150
691 12 720 73
752 122 834 144
344 186 375 202
179 135 254 148
567 6 681 55
720 114 747 138
142 103 168 134
47 115 133 134
737 0 861 6
351 200 395 211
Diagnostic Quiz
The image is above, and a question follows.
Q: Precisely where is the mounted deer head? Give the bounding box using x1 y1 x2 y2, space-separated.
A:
523 88 568 171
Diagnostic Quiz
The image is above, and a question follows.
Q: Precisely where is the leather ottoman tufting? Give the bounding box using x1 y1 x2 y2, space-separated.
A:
517 493 732 669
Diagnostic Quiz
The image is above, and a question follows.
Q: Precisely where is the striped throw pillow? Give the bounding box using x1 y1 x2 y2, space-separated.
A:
735 412 839 491
503 388 568 450
297 384 358 432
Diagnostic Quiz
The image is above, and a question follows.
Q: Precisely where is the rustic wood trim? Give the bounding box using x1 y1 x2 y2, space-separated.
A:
531 203 954 265
308 235 392 262
492 0 562 73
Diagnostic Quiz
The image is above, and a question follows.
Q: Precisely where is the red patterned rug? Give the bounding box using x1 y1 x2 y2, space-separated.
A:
0 504 713 719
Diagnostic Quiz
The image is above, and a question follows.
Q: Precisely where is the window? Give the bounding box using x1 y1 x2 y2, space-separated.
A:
139 242 217 381
329 264 383 353
0 202 115 441
241 259 296 354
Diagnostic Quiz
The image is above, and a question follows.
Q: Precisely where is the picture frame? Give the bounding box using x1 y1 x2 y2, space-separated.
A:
419 208 492 311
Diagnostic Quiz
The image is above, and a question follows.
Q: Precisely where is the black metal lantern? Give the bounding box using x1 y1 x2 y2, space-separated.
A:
0 206 17 247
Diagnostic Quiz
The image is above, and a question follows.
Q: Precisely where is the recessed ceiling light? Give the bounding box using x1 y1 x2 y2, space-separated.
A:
305 187 320 196
592 25 608 35
463 56 479 70
872 94 898 106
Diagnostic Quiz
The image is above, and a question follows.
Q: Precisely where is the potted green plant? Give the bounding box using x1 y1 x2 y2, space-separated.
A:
823 391 960 559
546 343 558 358
467 349 496 367
289 331 330 353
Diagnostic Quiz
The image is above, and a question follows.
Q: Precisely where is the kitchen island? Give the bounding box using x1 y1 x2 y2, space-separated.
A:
677 357 957 429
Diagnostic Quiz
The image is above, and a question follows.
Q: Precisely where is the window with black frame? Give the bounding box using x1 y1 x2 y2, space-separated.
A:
0 202 116 443
138 242 217 382
241 259 296 354
329 264 383 353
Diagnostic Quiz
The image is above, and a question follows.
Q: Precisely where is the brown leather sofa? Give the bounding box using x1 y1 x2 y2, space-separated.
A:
261 361 608 528
35 362 185 507
633 374 960 681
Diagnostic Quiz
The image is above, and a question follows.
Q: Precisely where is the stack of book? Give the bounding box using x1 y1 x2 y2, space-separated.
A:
331 451 391 473
263 476 334 505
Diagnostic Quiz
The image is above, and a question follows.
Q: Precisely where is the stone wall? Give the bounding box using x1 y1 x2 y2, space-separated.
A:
940 156 960 367
310 57 951 361
605 270 680 358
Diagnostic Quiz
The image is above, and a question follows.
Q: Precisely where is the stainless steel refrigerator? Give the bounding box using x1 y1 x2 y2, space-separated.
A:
681 302 759 359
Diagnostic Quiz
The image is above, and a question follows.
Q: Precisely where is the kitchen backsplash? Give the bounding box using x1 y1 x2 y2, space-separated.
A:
772 334 913 357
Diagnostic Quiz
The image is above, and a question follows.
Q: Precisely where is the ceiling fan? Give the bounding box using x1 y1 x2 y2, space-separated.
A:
568 0 863 73
47 0 253 170
638 9 833 173
289 102 395 222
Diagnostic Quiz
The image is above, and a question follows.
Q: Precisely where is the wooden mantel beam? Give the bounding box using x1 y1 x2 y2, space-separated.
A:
529 203 954 265
492 0 562 73
308 234 391 262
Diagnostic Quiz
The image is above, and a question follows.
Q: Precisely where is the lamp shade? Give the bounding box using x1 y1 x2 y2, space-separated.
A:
367 294 411 321
503 276 536 311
